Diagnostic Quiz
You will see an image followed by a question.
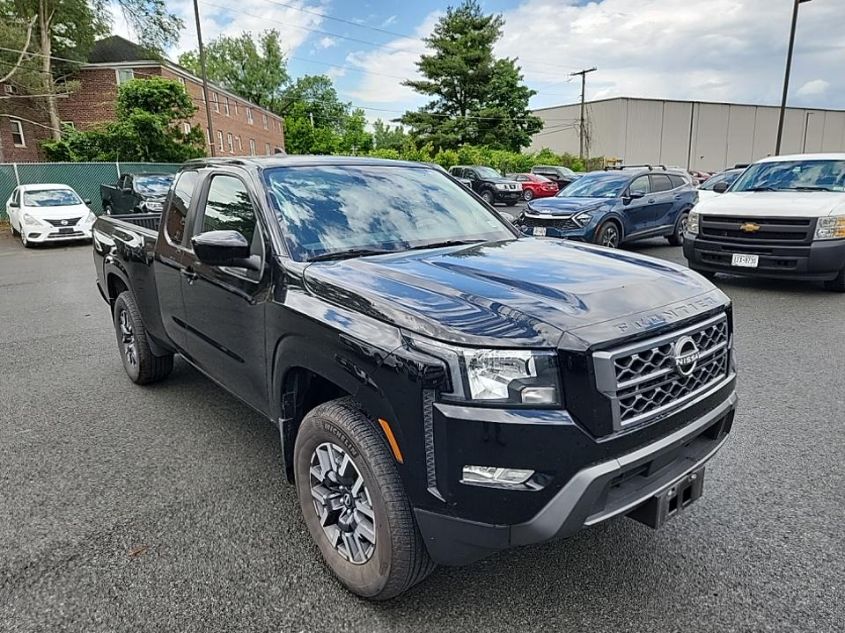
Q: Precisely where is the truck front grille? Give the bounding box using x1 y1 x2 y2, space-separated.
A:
520 214 579 231
593 313 730 428
700 216 812 243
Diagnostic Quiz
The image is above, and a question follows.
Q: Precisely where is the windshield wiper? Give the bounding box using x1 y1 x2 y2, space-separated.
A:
783 186 832 192
746 186 778 191
307 248 395 262
405 239 486 251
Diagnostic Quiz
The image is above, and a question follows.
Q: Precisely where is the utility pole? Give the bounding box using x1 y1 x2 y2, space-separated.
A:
775 0 813 155
192 0 215 157
570 67 597 161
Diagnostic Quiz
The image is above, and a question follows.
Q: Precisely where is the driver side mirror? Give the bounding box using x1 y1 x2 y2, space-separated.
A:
713 181 729 194
192 230 260 270
624 190 645 202
8 200 19 208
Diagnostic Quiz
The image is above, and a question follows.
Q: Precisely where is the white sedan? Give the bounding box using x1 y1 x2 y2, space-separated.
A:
6 184 96 248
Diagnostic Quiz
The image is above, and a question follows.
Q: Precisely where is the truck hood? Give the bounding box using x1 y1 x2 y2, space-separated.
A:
695 191 845 218
303 238 724 349
526 197 609 215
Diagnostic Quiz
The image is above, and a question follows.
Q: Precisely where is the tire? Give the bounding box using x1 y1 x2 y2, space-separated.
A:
103 202 113 216
20 229 32 248
294 397 435 600
523 189 534 201
10 221 19 237
691 267 717 280
824 268 845 292
667 211 690 246
112 291 174 384
481 190 494 205
595 221 621 248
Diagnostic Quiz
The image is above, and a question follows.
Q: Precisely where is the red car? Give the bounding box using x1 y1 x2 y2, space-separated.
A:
509 173 559 201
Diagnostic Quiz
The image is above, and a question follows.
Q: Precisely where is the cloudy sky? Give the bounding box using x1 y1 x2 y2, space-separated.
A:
110 0 843 121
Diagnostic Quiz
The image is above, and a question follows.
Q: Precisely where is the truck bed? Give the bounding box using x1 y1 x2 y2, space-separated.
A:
104 212 161 234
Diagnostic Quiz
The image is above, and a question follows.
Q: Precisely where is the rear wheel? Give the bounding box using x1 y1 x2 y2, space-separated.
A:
112 291 174 384
824 268 845 292
595 221 621 248
523 189 534 201
667 211 689 246
294 398 434 600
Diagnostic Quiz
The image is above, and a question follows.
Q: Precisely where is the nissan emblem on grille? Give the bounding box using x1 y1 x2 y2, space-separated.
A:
673 336 700 377
61 219 69 226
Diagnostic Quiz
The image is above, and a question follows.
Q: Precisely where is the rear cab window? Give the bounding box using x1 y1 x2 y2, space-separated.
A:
163 170 199 245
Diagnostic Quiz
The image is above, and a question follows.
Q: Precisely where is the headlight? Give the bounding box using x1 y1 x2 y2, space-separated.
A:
144 200 163 211
409 337 561 406
572 210 593 227
83 212 96 224
495 183 508 190
22 213 43 226
462 465 536 488
815 215 845 240
687 211 700 235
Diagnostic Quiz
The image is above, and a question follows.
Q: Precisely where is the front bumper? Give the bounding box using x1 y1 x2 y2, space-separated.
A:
684 235 845 281
23 225 93 243
493 190 522 204
415 379 736 565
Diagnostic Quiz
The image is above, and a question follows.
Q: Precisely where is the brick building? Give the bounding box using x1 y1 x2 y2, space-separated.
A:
0 84 55 162
1 36 285 162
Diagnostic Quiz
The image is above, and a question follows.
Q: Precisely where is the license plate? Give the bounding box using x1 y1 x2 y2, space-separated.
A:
731 253 759 268
533 226 546 237
58 227 74 234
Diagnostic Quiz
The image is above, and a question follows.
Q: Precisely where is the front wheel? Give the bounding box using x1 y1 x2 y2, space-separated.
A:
595 221 621 248
294 398 434 600
481 190 494 205
113 291 173 384
20 229 32 248
522 189 534 201
667 211 689 246
10 221 19 237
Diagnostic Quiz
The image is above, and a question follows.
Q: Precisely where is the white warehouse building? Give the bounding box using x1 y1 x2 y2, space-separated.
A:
529 96 845 172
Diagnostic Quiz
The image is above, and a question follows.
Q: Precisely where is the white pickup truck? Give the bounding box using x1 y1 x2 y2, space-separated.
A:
684 153 845 292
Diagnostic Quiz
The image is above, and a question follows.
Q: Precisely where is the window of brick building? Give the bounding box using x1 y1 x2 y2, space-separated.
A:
234 102 239 116
217 130 224 152
249 139 256 156
262 113 268 129
224 97 230 116
246 107 253 125
116 68 134 84
211 92 219 113
265 143 271 155
236 136 242 153
10 119 25 146
182 122 191 135
206 128 211 146
227 132 234 153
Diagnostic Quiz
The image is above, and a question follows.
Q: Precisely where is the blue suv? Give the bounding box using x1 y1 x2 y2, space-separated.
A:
517 166 698 248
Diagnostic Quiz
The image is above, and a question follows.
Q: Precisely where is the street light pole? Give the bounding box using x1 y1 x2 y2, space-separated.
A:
570 67 597 161
775 0 813 155
192 0 216 157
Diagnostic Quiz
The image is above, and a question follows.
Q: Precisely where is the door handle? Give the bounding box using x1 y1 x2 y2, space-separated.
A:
648 198 656 203
180 268 198 284
674 195 682 200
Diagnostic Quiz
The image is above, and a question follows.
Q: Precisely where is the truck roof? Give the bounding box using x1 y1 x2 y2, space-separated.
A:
184 155 435 171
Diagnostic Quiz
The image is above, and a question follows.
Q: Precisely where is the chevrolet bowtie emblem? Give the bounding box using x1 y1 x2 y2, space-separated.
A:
740 222 761 233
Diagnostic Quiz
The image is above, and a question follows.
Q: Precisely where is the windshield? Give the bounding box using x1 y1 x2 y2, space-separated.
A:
700 170 742 191
135 175 174 196
23 188 82 207
731 159 845 192
557 172 629 198
474 167 502 179
265 165 516 261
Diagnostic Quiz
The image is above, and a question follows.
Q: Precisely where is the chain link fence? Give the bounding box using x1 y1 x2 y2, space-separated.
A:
0 162 181 219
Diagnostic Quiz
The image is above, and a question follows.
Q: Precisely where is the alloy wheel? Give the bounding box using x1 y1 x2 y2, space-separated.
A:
119 308 137 367
601 225 619 248
309 442 377 565
523 189 534 201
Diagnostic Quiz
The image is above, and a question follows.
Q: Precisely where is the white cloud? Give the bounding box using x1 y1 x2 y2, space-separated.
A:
108 0 330 60
796 79 830 98
381 15 397 28
318 36 337 49
343 0 842 113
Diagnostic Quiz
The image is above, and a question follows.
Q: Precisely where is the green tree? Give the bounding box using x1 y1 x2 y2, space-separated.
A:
372 119 408 151
178 30 289 111
0 0 181 139
400 0 542 151
43 77 205 161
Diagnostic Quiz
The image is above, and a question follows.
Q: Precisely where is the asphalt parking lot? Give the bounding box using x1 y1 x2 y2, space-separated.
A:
1 230 842 633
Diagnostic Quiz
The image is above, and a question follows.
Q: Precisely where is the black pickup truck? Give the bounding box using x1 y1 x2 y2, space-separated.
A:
100 172 174 215
93 156 737 600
